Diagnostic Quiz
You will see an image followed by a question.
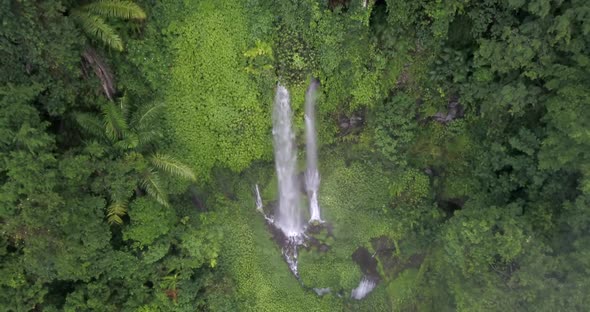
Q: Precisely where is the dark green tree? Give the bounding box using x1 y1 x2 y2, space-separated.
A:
75 98 196 224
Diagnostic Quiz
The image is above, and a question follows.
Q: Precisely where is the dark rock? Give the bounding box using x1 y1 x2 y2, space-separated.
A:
432 95 464 124
352 247 380 280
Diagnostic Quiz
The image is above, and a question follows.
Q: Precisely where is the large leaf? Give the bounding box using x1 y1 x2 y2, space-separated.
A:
114 133 139 150
74 112 106 138
102 103 128 141
137 130 162 148
132 102 165 130
82 0 146 20
150 153 197 181
140 170 169 207
107 200 128 225
71 11 124 51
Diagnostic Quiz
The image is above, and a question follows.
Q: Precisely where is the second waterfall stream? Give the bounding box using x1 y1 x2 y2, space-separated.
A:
304 80 322 223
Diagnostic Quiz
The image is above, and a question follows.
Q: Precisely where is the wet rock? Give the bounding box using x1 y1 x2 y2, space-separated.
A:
318 244 330 253
337 112 365 136
432 95 464 124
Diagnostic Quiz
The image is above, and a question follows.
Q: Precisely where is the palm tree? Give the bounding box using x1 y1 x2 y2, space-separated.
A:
75 98 196 224
71 0 146 51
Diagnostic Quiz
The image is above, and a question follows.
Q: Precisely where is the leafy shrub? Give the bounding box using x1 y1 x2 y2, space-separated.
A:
370 94 417 168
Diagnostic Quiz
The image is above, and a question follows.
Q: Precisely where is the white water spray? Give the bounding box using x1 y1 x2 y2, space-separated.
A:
283 235 303 277
313 287 331 296
254 184 274 223
272 85 304 237
304 80 322 222
255 184 263 213
351 277 377 300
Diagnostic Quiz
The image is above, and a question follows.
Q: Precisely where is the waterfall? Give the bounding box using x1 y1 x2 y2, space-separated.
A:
351 277 377 300
283 235 303 277
304 80 322 222
255 184 263 213
254 184 274 223
272 85 304 237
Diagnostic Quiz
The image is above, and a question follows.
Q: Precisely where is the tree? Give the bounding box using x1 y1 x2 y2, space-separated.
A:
75 98 196 224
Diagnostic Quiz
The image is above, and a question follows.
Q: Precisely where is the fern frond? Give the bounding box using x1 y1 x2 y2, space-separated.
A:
140 170 169 207
82 0 146 20
118 92 130 119
150 153 197 181
132 102 165 129
74 112 105 138
114 133 138 150
137 130 162 148
102 103 129 141
72 11 124 51
107 200 127 224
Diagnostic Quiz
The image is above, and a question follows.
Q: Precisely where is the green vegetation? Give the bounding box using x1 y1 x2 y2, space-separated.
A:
163 1 271 177
71 0 146 51
2 0 590 311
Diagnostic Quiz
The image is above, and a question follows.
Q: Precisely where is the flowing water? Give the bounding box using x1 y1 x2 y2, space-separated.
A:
268 83 378 297
351 277 377 300
272 85 304 237
255 184 263 213
304 80 322 222
282 235 303 278
254 184 274 223
313 287 331 296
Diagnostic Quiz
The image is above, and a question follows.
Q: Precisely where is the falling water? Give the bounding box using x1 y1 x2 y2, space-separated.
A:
255 184 263 213
304 80 322 222
272 85 304 237
283 235 303 277
254 184 274 223
351 277 377 300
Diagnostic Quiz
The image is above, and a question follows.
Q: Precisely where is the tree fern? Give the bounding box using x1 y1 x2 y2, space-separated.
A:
141 170 169 207
74 100 197 213
132 102 165 130
71 11 124 51
82 0 146 20
102 103 128 140
114 133 139 150
137 130 162 148
71 1 146 51
74 112 106 138
150 153 197 181
107 200 127 224
118 92 130 116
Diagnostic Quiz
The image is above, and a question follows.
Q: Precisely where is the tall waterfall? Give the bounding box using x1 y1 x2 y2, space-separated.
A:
304 80 322 222
272 85 304 238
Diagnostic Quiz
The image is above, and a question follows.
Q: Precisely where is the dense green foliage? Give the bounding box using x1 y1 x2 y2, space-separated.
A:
2 0 590 311
71 0 146 51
